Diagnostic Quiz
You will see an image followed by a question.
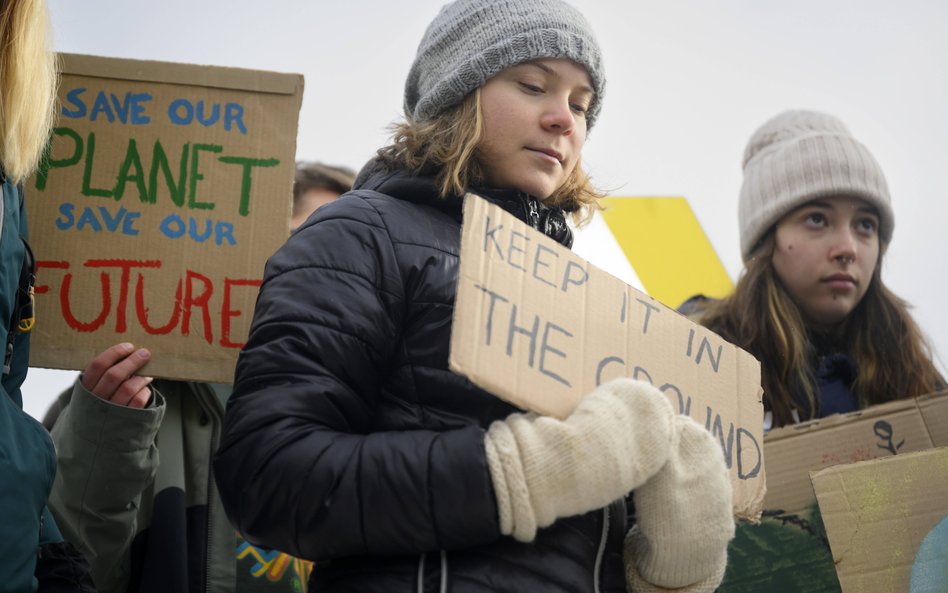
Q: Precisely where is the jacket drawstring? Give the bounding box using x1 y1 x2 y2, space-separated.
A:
416 550 449 593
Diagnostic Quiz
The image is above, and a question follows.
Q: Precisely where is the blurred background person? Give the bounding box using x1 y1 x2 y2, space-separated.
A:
291 161 356 231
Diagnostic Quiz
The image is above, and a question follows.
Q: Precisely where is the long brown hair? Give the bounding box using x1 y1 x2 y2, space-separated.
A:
377 88 603 225
0 0 57 183
699 232 944 427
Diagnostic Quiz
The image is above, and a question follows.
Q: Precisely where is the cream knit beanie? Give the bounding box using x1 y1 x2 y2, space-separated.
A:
404 0 605 129
738 110 894 260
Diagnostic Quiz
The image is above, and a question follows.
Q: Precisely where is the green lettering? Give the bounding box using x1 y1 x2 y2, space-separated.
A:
82 132 113 198
35 127 83 190
188 143 223 210
218 156 279 216
112 138 147 202
148 140 188 207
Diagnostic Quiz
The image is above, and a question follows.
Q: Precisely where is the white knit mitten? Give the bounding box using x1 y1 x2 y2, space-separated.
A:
484 378 676 542
624 415 735 593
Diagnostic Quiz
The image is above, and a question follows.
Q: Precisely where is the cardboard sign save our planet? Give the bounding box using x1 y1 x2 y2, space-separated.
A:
27 53 303 383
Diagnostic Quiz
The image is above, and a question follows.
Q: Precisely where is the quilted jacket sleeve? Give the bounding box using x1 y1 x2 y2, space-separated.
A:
213 195 500 561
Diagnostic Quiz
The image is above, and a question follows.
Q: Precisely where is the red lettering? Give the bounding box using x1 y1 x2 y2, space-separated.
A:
35 260 70 295
220 278 261 348
135 273 182 335
85 260 161 332
60 271 111 332
182 270 214 343
37 258 260 349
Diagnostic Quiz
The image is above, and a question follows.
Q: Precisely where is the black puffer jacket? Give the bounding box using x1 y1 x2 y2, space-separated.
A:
214 165 627 593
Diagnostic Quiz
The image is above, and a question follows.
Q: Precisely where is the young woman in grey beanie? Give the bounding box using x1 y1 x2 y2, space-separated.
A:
687 109 944 429
214 0 734 592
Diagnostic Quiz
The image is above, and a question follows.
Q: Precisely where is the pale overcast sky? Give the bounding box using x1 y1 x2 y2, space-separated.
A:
23 0 948 419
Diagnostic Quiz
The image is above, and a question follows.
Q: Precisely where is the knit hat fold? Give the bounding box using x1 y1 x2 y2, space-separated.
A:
405 0 605 129
738 110 894 260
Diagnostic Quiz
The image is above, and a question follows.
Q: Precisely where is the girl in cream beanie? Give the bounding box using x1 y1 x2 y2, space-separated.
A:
696 110 943 429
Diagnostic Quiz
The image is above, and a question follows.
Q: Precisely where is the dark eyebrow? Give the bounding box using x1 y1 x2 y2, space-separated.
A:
803 198 879 217
523 61 595 97
803 199 833 210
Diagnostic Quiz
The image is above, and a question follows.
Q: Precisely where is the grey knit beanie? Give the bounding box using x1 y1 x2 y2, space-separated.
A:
405 0 605 129
738 110 894 260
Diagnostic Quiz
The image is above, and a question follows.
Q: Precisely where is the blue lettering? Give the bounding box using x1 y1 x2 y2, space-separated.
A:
76 207 103 232
89 91 116 123
129 93 152 124
110 93 130 123
224 102 247 134
189 217 213 243
123 211 141 236
55 203 75 230
61 88 87 119
160 213 186 238
55 204 142 235
215 221 236 246
196 101 220 127
60 89 152 124
168 99 193 126
98 206 126 232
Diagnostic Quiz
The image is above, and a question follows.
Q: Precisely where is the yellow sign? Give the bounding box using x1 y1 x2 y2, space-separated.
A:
600 197 733 309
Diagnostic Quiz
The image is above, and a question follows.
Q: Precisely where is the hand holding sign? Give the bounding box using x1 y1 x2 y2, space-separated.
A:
81 342 154 408
451 194 765 520
484 378 676 543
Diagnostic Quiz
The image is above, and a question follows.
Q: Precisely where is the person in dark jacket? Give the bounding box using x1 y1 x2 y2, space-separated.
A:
684 110 945 430
214 1 735 592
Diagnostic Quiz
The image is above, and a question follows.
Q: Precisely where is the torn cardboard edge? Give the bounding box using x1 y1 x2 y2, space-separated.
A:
62 53 302 95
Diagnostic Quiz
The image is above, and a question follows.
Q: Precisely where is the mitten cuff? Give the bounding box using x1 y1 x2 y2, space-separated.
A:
484 420 538 542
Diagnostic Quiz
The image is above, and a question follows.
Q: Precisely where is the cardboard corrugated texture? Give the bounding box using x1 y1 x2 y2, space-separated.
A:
449 194 765 520
28 53 303 383
811 447 948 593
718 391 948 593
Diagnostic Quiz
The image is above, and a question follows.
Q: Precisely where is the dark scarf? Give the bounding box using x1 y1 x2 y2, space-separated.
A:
353 159 574 248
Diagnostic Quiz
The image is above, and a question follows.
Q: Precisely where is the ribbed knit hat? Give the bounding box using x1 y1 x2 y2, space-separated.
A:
404 0 605 129
738 110 893 260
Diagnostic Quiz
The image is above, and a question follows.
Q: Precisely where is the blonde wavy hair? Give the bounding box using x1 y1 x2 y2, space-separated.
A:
0 0 57 183
377 88 603 225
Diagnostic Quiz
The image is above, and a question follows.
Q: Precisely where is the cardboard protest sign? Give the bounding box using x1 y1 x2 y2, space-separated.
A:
811 447 948 593
449 194 765 520
27 53 303 383
718 391 948 593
